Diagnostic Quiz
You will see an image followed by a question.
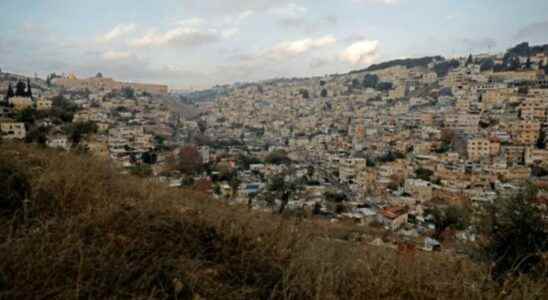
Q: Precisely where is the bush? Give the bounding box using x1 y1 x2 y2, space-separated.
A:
416 168 434 182
481 185 548 281
0 159 30 214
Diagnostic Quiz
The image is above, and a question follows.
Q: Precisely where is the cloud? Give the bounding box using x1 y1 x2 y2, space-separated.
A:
98 24 136 43
269 35 337 58
268 3 307 18
340 40 379 65
130 27 221 48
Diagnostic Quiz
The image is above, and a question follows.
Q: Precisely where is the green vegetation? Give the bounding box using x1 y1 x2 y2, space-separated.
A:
0 143 546 299
265 149 291 165
429 205 470 239
350 56 443 74
65 121 98 145
480 184 548 281
415 167 434 182
433 59 460 77
174 145 204 175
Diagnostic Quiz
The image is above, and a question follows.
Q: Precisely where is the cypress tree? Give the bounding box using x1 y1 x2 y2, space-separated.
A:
26 78 33 98
6 83 15 99
15 81 26 97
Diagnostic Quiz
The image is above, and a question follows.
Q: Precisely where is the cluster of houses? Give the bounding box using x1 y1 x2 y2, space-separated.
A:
2 45 548 252
191 47 548 250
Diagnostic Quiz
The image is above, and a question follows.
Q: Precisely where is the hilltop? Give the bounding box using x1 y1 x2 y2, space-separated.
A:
0 142 546 299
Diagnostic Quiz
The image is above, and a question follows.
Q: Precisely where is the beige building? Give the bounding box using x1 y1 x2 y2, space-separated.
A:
404 179 433 203
0 120 26 139
516 121 540 145
36 98 53 111
525 148 548 166
467 138 491 161
8 97 33 111
53 76 168 95
519 97 546 120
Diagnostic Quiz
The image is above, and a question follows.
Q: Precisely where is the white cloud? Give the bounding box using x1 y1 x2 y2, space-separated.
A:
270 35 337 57
98 24 136 43
130 27 220 48
268 3 307 18
340 40 379 65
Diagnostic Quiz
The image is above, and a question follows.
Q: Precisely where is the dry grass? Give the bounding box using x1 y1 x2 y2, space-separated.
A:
0 142 546 299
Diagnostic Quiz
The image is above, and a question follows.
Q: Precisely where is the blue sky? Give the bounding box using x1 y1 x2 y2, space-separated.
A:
1 0 547 89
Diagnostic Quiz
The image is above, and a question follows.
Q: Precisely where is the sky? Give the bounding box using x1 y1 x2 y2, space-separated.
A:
1 0 548 90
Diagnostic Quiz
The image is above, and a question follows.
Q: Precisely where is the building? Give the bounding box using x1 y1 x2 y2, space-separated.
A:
516 121 540 145
467 138 491 161
53 75 168 95
0 120 26 139
35 98 53 111
404 179 433 202
525 148 548 166
46 134 71 150
8 97 33 111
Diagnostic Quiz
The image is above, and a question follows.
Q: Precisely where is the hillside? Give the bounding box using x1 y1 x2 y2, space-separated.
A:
349 56 444 74
0 142 546 299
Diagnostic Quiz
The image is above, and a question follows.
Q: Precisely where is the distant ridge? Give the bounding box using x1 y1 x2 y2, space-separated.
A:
349 56 445 74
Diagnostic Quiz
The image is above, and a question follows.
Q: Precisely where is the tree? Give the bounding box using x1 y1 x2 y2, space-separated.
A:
264 174 300 214
299 89 310 99
177 146 203 175
96 72 103 78
362 74 379 88
465 54 474 66
320 88 328 98
197 120 207 133
525 57 532 70
129 164 153 178
351 78 361 89
26 78 32 98
479 59 495 72
376 81 393 91
25 126 48 145
229 176 241 199
15 107 35 124
0 161 30 214
66 121 98 145
265 149 291 165
416 168 434 182
50 95 79 123
142 152 158 165
508 56 521 71
6 83 14 100
121 86 135 99
429 205 470 239
15 81 26 97
481 184 547 281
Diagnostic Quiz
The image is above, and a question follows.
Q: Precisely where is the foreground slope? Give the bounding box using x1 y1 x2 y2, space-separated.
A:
0 143 546 299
